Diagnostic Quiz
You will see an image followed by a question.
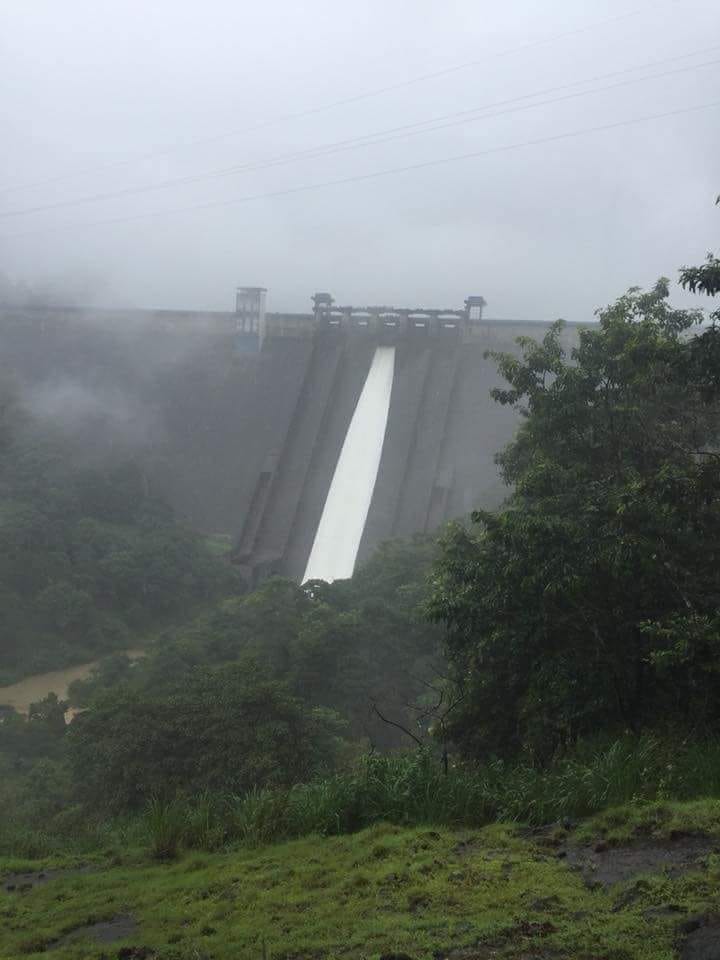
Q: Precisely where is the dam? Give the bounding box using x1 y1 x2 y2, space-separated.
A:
0 288 575 584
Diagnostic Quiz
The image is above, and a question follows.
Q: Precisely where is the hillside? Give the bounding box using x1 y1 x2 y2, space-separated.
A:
0 372 241 684
4 802 720 960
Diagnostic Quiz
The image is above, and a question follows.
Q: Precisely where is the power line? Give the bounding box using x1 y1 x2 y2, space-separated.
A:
0 0 686 198
3 47 718 221
3 98 717 242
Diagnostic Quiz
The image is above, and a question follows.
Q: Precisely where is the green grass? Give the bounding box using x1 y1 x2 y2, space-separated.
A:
6 738 720 864
176 739 720 846
577 796 720 845
3 808 720 960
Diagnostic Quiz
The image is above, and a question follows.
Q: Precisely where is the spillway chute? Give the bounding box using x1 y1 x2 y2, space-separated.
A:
303 345 395 583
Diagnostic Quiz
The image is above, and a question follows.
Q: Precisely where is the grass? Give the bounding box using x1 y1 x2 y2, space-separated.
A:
3 808 720 960
142 739 720 855
5 737 720 863
6 741 720 958
146 797 187 861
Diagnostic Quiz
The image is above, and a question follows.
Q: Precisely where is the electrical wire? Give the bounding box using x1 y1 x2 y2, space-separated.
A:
2 47 718 220
3 98 717 242
0 0 688 197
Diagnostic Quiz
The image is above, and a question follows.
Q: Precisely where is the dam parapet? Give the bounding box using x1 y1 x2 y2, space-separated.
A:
1 289 578 353
257 289 579 351
260 290 487 342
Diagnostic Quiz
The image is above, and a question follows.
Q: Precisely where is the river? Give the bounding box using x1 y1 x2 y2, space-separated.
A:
0 649 145 717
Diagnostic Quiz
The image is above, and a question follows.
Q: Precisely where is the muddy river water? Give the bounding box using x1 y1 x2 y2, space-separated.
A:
0 649 145 716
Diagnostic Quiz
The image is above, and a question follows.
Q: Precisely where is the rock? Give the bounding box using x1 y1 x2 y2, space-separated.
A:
680 915 720 960
564 836 715 888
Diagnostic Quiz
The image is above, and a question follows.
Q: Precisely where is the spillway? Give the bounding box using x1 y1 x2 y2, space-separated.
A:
303 345 396 583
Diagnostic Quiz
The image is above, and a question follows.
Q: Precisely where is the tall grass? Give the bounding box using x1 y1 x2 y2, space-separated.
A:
226 787 289 848
149 737 720 855
145 796 186 860
7 737 720 860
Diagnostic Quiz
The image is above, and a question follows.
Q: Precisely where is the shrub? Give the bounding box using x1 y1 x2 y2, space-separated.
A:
145 796 185 860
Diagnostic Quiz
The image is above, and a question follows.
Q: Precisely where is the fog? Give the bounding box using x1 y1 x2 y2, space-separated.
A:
21 378 157 447
1 0 718 320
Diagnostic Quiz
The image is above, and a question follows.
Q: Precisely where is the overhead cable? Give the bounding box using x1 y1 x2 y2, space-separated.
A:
0 0 687 197
3 98 718 242
2 47 718 220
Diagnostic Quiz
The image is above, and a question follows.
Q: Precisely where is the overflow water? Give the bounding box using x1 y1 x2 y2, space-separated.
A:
303 345 395 583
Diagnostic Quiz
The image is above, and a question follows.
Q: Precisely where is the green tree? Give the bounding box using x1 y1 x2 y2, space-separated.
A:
67 665 345 809
429 279 720 761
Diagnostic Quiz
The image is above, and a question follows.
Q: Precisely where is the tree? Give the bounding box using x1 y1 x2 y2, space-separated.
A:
0 383 240 678
680 253 720 299
429 278 720 761
67 664 345 809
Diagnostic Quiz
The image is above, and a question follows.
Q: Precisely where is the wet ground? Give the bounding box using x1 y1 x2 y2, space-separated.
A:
562 835 718 887
47 914 140 950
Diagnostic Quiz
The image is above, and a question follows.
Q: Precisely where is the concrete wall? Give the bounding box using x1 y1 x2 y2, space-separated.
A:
0 302 579 583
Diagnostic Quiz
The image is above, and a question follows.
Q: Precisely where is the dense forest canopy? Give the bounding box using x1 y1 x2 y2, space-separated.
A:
429 277 720 760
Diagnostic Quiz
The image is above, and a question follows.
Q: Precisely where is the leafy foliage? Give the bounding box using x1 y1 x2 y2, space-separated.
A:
67 665 346 810
430 280 720 759
680 252 720 298
71 535 442 750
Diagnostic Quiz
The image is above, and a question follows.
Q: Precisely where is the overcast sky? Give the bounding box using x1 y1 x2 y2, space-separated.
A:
1 0 718 320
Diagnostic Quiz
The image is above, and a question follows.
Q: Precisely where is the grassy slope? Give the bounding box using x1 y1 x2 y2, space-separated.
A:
4 803 720 960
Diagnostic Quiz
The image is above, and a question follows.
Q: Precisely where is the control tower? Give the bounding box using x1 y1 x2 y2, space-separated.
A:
235 286 267 335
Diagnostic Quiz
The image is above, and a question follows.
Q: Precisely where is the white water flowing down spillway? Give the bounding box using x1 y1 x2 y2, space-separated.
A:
303 346 396 583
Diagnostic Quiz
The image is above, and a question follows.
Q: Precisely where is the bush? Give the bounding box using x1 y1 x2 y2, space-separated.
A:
145 796 186 860
67 665 345 810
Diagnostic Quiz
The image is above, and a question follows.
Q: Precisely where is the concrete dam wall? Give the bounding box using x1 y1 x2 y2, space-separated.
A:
0 295 577 583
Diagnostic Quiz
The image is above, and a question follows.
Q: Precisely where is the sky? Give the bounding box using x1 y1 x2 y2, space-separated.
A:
0 0 718 321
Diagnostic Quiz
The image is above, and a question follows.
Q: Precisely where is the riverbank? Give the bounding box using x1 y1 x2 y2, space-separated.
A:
0 650 145 718
3 800 720 959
